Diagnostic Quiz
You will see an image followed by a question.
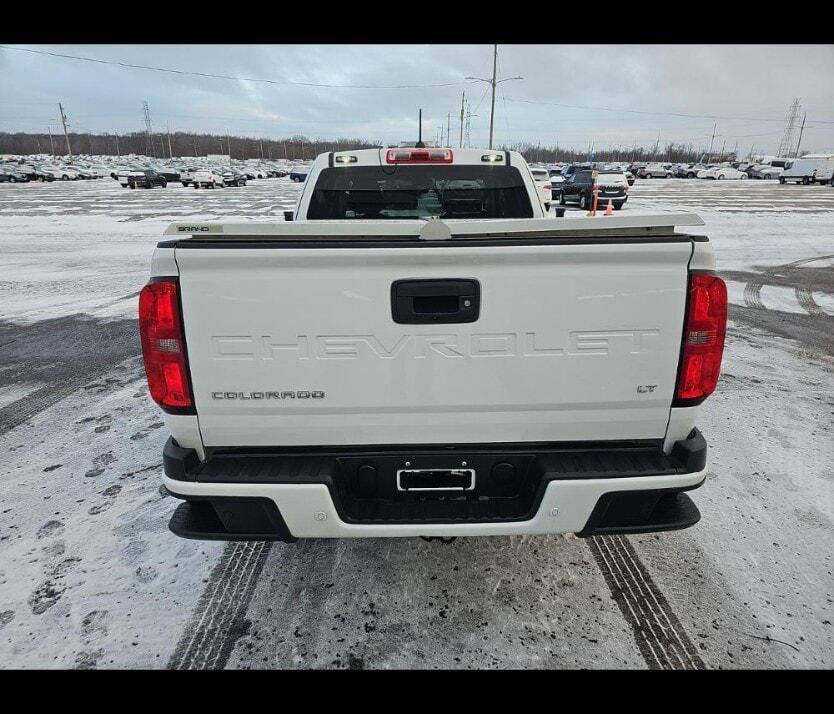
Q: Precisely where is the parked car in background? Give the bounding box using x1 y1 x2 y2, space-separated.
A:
638 163 673 179
696 165 719 179
779 155 834 185
558 169 628 211
289 167 309 182
179 168 199 187
71 166 97 180
221 168 248 187
127 170 168 189
747 164 783 180
548 169 566 195
0 166 31 183
156 169 181 183
40 165 80 181
529 167 553 211
192 168 225 189
31 166 57 182
711 166 748 180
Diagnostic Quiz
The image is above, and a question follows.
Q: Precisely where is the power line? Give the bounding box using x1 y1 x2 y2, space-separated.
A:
503 96 834 125
0 45 471 90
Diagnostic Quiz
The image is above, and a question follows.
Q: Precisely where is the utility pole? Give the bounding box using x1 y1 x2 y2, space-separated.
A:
466 44 523 150
259 139 264 160
794 112 807 158
227 133 232 164
47 126 55 156
459 92 465 148
446 113 451 148
488 45 497 149
115 134 120 157
58 102 72 158
167 122 173 158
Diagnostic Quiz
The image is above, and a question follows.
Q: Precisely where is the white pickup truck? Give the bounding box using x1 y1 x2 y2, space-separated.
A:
140 147 727 542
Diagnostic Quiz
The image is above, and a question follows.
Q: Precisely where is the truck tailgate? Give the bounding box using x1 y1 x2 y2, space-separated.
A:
175 241 692 447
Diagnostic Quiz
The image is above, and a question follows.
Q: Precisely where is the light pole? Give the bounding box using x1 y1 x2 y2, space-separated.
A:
466 44 522 149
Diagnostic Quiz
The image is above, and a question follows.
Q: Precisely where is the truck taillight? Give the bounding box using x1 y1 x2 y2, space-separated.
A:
139 279 194 411
386 149 453 163
674 272 727 406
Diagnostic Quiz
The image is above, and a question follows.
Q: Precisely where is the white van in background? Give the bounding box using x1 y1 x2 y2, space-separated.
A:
780 155 834 185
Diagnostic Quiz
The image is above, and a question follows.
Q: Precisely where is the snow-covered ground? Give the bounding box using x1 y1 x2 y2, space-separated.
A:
0 176 831 668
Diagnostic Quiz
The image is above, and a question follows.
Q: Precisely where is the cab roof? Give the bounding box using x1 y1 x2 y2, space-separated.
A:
321 147 522 168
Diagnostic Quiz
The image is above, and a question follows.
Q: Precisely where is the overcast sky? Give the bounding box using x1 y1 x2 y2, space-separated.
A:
1 44 832 155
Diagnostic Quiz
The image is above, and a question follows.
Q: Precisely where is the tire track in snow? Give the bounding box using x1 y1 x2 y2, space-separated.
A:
589 535 706 670
167 541 272 670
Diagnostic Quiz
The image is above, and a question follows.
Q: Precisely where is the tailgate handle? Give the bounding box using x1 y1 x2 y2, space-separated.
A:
391 279 480 324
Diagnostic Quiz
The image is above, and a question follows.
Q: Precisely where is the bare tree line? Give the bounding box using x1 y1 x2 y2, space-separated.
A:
501 141 738 165
0 131 383 161
2 130 740 164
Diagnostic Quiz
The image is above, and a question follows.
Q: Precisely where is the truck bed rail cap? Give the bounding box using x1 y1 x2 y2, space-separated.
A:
163 213 705 237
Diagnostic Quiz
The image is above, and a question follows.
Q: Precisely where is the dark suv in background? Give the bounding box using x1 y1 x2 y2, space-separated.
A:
127 170 168 189
558 170 628 211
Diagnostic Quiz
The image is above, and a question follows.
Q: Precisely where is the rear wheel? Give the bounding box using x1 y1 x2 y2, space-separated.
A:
8 176 16 183
687 172 696 178
717 174 724 180
61 175 69 181
580 193 590 210
802 176 810 185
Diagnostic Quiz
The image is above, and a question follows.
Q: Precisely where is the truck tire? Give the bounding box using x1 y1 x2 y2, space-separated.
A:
802 176 810 185
614 202 623 210
161 179 167 188
8 176 16 183
580 193 590 210
182 182 189 187
61 175 69 181
687 172 696 178
779 177 786 184
559 192 566 206
740 173 747 180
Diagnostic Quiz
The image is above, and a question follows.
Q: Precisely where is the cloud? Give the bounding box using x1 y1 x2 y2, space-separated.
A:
1 43 832 154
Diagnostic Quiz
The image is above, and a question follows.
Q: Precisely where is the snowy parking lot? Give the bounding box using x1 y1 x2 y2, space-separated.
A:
0 177 832 669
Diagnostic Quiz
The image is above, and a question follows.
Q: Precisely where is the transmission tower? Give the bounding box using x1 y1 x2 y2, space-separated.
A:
142 101 154 157
464 100 477 148
776 99 801 158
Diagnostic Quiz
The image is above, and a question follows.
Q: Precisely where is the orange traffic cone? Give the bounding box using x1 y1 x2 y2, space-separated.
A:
605 199 613 216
